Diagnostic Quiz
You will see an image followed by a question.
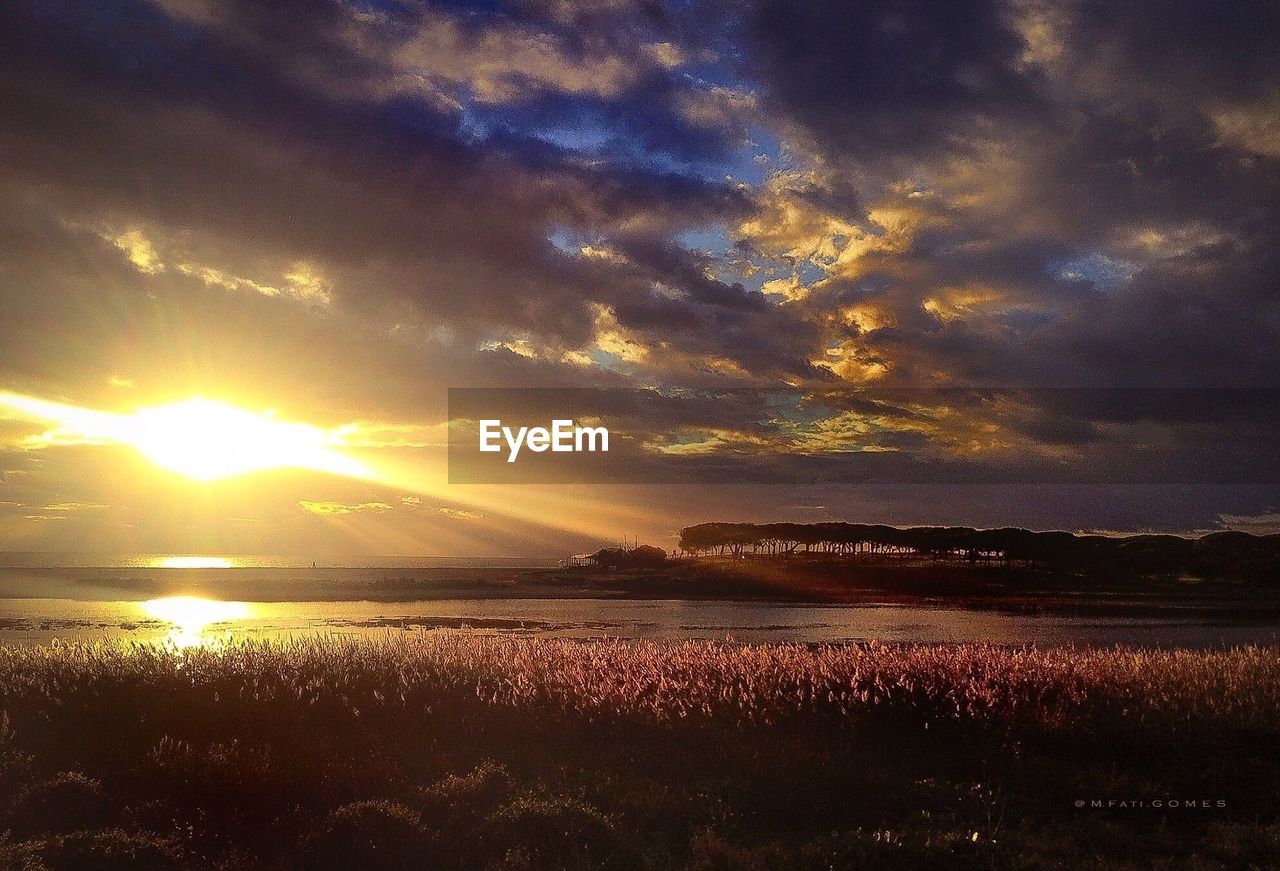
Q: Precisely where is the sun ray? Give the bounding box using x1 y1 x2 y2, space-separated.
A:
0 390 652 543
1 391 369 482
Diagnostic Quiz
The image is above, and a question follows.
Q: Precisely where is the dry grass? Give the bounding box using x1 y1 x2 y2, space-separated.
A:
4 636 1278 728
0 637 1278 869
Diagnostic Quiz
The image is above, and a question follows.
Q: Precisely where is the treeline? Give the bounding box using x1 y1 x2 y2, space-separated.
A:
677 522 1280 582
591 544 667 569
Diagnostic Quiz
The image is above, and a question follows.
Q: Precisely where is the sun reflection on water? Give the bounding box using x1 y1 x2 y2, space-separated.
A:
149 556 237 569
141 596 252 648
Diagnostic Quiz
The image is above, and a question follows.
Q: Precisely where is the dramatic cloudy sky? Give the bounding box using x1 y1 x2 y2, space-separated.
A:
1 0 1278 556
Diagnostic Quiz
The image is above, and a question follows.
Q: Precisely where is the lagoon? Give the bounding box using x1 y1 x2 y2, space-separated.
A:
2 595 1278 649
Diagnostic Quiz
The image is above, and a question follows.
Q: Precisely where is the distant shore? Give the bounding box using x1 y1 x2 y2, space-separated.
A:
7 559 1280 621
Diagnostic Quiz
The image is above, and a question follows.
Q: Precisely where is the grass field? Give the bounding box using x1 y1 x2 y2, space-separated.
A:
1 636 1278 869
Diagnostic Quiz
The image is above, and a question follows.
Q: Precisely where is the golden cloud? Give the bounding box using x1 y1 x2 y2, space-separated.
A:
299 500 394 516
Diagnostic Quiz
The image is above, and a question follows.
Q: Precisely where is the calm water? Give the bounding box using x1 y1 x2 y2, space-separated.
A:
0 597 1277 649
1 561 1277 648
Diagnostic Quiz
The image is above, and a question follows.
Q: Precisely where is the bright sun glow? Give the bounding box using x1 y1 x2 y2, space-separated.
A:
151 556 236 569
142 596 252 648
132 398 366 481
0 389 648 544
0 392 369 482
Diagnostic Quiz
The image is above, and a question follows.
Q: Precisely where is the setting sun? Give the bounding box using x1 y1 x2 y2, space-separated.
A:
0 392 370 482
129 397 364 481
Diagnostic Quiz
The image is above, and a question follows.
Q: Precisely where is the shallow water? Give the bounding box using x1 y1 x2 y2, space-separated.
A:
2 562 1277 648
1 596 1277 649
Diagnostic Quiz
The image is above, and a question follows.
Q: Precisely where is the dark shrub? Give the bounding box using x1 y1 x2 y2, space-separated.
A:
143 737 284 811
419 761 517 868
29 828 187 870
0 834 41 871
0 734 35 798
793 829 988 870
486 793 627 870
687 829 770 871
420 760 514 829
299 800 430 870
7 772 115 836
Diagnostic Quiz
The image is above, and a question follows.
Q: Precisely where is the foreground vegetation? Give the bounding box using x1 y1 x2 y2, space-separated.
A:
1 637 1278 869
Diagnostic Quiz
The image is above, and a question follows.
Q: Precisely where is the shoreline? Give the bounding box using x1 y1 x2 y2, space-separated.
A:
5 561 1280 621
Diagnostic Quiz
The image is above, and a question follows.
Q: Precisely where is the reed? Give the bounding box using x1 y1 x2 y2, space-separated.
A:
1 637 1277 869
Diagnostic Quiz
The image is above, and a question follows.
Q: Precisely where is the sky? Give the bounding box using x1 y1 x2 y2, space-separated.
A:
1 0 1278 556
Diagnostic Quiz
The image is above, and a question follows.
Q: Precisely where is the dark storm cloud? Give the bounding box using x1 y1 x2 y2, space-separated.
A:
615 237 765 309
745 0 1040 163
1068 0 1280 104
1017 106 1279 249
610 292 825 379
